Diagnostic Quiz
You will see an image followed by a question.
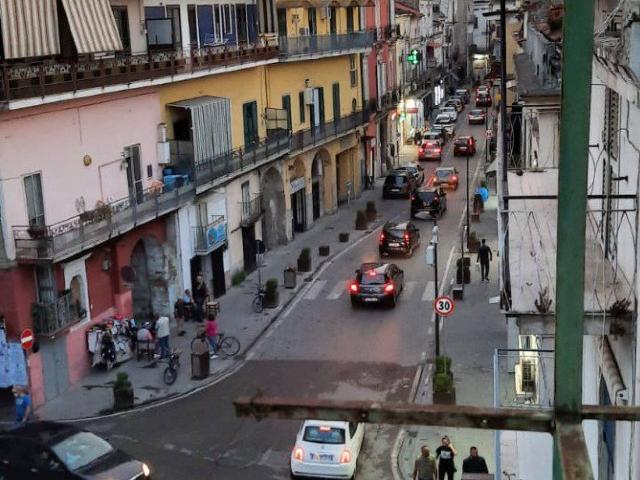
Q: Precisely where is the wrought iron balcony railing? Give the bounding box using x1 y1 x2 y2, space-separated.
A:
193 215 227 255
279 31 374 57
32 292 82 336
240 195 262 227
289 108 370 153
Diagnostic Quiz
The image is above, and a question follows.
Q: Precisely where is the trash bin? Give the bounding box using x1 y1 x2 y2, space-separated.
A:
191 337 210 379
284 267 297 289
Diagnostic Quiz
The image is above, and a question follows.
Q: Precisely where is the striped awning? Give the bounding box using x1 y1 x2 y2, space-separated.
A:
0 0 60 59
61 0 122 54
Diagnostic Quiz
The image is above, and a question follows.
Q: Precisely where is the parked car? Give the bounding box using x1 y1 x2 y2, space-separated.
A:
475 92 492 107
445 98 464 112
290 420 364 479
0 422 152 480
467 108 486 125
453 136 477 156
411 187 447 219
456 88 470 103
422 130 446 146
441 106 458 121
383 171 416 199
379 221 421 257
349 262 405 307
395 164 425 185
429 167 459 190
433 114 456 136
418 140 443 161
430 124 450 142
477 85 490 95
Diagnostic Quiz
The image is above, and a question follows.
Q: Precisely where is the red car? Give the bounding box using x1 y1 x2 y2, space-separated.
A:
429 167 459 190
476 92 492 107
418 140 442 161
453 136 476 156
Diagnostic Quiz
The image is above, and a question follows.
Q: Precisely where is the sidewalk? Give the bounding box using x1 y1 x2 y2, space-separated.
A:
33 181 394 422
397 194 506 478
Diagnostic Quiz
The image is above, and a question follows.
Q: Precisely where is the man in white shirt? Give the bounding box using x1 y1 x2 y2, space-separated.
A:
154 314 171 358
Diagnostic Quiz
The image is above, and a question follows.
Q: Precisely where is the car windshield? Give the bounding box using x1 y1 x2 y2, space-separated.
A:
470 109 483 115
417 191 436 202
385 175 407 185
51 432 114 472
455 138 468 145
424 133 439 139
436 170 453 178
303 426 346 444
435 115 451 123
387 229 406 239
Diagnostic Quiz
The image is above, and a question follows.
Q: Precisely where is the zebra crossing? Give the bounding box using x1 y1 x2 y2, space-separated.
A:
301 279 437 303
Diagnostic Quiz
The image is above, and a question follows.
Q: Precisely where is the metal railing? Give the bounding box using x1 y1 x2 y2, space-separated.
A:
240 195 263 227
279 31 374 57
374 25 401 42
32 292 80 336
0 44 279 102
290 108 370 153
193 215 227 255
13 181 195 261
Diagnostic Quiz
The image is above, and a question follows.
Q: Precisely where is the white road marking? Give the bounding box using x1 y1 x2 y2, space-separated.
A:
422 281 435 301
403 280 417 298
327 280 347 300
303 279 327 300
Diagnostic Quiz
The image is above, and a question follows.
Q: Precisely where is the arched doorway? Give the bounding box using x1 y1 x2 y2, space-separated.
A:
131 236 169 321
261 167 287 249
312 150 329 221
69 275 86 318
290 158 306 233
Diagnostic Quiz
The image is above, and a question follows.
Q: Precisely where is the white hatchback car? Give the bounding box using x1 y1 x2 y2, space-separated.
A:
290 420 365 479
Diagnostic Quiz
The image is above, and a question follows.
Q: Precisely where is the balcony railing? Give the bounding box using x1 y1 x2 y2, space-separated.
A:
0 43 279 102
374 25 401 42
279 31 374 57
240 195 263 227
195 132 290 188
13 181 195 261
193 215 227 255
32 292 81 336
290 108 370 153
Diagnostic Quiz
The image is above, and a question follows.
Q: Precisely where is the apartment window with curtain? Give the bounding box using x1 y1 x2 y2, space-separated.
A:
350 54 358 87
24 173 45 227
282 95 292 132
188 5 198 46
277 9 287 35
346 7 354 32
166 5 182 48
299 91 306 123
308 8 317 35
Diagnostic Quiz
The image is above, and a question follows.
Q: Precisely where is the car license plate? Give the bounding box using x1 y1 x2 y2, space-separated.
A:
391 188 399 192
364 298 378 302
389 242 400 247
460 146 467 150
311 453 334 461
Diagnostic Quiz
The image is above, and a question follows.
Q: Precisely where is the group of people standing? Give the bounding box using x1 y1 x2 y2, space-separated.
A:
413 437 489 480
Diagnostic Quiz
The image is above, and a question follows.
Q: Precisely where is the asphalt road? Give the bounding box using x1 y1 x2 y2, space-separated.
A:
82 108 487 480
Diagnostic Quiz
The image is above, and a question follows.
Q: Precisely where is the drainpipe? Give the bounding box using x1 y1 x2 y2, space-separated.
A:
553 0 595 477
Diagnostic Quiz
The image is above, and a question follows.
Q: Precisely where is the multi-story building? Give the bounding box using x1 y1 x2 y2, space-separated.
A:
0 0 371 406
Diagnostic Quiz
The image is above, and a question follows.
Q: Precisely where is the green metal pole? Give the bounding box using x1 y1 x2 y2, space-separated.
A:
553 0 595 476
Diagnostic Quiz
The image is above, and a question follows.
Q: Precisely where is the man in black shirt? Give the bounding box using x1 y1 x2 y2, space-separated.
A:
462 446 489 474
477 238 493 282
193 273 209 323
435 436 457 480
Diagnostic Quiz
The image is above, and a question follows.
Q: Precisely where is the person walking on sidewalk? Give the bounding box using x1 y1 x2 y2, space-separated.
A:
436 436 457 480
154 313 171 358
205 313 219 359
174 297 186 336
413 445 437 480
193 274 209 323
477 239 493 282
12 385 32 426
462 446 489 474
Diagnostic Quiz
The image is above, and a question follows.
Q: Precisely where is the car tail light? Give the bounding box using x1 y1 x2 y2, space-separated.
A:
340 450 352 464
404 232 410 243
293 447 304 461
350 282 359 293
419 147 424 153
384 283 395 293
379 232 385 243
452 175 458 181
411 195 416 200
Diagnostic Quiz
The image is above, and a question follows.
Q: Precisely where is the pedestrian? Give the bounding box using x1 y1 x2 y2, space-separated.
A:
462 446 489 474
436 436 457 480
183 289 194 321
154 313 171 358
12 385 32 426
477 239 493 282
174 297 186 336
413 445 437 480
205 313 219 359
414 128 423 145
193 274 209 323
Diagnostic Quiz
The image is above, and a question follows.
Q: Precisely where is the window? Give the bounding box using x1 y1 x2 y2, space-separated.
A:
277 8 287 36
188 5 198 45
329 6 337 34
282 95 292 131
346 7 354 32
236 5 248 42
166 6 182 48
243 101 259 148
241 181 251 219
308 8 317 35
299 91 306 123
350 54 358 87
111 6 130 51
352 98 357 112
303 426 346 444
223 5 233 34
24 173 45 226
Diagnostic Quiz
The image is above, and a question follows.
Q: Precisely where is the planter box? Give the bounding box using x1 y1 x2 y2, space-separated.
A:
319 245 330 256
433 390 456 405
284 269 297 288
339 232 350 242
264 291 279 308
113 387 134 410
297 257 311 272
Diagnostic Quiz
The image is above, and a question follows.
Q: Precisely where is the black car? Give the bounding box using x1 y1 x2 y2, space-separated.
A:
0 422 151 479
350 262 405 308
379 221 421 257
411 187 447 219
382 171 416 199
395 164 425 186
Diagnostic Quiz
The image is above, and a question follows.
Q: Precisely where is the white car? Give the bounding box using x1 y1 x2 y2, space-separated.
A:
441 106 458 121
290 420 365 479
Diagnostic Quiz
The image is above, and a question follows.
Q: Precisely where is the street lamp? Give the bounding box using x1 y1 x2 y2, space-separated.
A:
426 224 440 356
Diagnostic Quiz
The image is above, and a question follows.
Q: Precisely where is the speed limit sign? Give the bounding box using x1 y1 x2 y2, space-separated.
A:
434 296 455 317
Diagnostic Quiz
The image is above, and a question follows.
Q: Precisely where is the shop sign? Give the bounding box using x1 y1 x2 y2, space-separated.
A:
290 177 305 194
206 219 227 250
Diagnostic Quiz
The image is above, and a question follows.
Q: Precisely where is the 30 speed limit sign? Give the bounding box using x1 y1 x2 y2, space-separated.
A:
434 296 455 317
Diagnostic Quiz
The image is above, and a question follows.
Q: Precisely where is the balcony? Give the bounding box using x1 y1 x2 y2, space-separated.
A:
374 25 401 43
278 31 374 59
240 195 263 227
195 132 290 189
193 215 227 255
380 89 401 110
0 44 279 103
13 182 195 262
290 108 370 153
31 292 82 337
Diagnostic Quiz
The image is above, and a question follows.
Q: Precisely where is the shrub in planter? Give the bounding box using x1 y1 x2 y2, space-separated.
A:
113 372 134 410
433 372 456 405
339 232 350 243
366 201 377 222
355 210 368 230
467 231 481 253
319 245 330 256
436 356 452 375
264 278 279 308
297 248 312 272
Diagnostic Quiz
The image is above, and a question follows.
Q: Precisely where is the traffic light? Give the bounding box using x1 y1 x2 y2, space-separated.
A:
406 49 422 65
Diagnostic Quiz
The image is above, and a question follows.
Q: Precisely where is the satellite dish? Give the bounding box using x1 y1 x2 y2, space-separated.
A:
120 265 136 283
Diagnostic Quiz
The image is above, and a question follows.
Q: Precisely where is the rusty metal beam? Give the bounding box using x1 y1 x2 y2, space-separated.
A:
234 396 554 432
554 420 594 480
581 405 640 422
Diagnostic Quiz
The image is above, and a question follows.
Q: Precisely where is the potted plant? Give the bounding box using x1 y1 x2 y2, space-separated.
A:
366 201 377 222
113 372 134 410
319 245 330 256
264 278 279 308
433 356 456 404
355 210 368 230
339 232 350 242
297 248 312 272
27 224 48 239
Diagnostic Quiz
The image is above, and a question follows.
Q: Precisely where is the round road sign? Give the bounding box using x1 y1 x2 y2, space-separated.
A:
20 329 34 350
434 296 455 317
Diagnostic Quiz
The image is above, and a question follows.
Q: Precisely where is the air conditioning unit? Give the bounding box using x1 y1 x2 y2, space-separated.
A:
157 141 170 165
304 87 314 105
299 27 310 36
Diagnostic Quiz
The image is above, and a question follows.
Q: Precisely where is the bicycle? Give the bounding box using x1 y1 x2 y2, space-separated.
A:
252 284 267 313
191 328 241 358
160 349 181 385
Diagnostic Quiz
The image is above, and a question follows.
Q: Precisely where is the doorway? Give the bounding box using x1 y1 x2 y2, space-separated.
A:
243 101 259 149
312 179 321 220
125 145 143 204
242 225 257 272
211 248 226 298
291 189 305 232
40 338 70 401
